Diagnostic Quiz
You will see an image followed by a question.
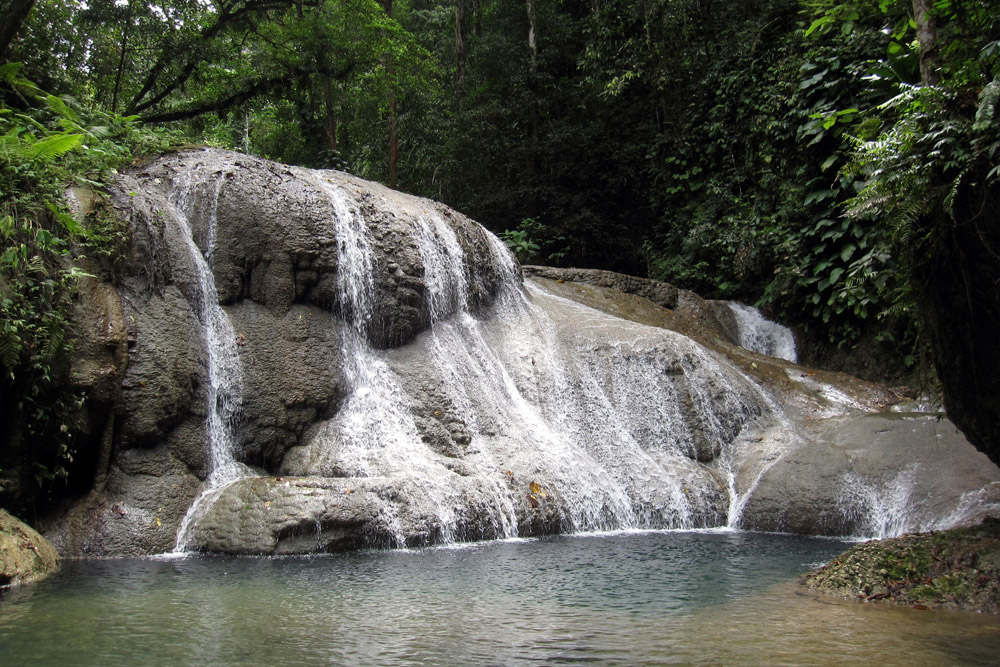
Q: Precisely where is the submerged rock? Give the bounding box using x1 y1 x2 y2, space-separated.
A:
803 518 1000 614
0 510 59 586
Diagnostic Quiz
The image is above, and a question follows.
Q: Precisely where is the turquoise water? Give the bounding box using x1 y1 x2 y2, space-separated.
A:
1 530 997 665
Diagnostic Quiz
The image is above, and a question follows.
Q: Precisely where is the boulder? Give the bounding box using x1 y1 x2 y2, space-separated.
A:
741 413 1000 536
42 149 1000 556
0 510 59 586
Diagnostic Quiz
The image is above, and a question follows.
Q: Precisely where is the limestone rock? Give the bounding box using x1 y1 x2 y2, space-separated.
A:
741 413 1000 536
0 510 59 586
44 149 1000 557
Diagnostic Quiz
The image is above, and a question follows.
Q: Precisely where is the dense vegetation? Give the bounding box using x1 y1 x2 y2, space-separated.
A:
1 0 998 509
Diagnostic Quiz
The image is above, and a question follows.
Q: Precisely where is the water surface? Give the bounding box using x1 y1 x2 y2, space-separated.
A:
1 531 997 665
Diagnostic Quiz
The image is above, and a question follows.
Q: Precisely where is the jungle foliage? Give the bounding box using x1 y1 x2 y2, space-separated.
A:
0 57 180 511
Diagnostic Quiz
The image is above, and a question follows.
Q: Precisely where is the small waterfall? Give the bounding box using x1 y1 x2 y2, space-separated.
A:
171 171 250 552
837 467 917 538
306 178 473 545
725 303 797 363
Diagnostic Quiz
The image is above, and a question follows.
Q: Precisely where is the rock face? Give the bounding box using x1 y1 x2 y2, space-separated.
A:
43 148 1000 556
1 510 59 586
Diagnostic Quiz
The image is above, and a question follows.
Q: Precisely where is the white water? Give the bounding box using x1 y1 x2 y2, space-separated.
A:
159 165 962 549
169 170 251 552
838 466 917 539
275 177 795 543
726 302 797 363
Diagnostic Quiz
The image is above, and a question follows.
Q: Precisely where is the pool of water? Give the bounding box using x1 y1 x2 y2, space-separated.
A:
1 530 997 665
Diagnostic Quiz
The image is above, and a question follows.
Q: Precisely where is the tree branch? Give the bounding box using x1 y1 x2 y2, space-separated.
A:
138 61 355 123
128 0 318 114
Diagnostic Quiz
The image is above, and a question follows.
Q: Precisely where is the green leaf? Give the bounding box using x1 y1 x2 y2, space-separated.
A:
46 203 84 236
27 133 84 161
45 95 80 124
804 16 834 38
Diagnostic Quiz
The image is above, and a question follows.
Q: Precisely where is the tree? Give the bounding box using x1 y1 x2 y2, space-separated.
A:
0 0 36 63
819 0 1000 464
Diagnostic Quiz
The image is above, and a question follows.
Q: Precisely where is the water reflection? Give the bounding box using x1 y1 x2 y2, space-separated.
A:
1 531 997 665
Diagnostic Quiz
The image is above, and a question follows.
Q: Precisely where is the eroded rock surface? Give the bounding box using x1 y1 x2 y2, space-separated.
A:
45 149 1000 556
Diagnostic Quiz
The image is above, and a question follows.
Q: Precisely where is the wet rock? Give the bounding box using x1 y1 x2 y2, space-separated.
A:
45 150 1000 557
523 266 680 310
803 518 1000 614
0 510 59 586
740 413 1000 536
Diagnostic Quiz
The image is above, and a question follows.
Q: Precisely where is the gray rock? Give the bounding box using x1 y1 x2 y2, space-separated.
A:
45 149 1000 556
741 412 1000 536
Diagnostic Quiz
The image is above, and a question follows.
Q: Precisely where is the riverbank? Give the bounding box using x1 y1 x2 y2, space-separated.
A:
803 518 1000 614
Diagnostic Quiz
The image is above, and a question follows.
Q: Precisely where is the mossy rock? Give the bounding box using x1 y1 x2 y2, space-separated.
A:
803 518 1000 614
0 509 60 586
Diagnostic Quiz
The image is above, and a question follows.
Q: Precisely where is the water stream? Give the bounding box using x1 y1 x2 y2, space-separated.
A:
162 166 983 551
169 170 252 552
726 302 798 362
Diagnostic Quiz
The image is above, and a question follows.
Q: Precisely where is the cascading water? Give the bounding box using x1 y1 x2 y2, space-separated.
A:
277 183 785 543
303 177 475 545
142 153 994 555
725 302 797 363
170 171 251 552
838 467 917 539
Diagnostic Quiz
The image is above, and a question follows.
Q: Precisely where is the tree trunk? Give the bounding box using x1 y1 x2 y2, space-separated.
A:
0 0 37 63
322 75 338 152
922 176 1000 466
388 91 398 188
525 0 540 216
111 16 131 114
455 0 467 107
913 0 941 86
380 0 398 189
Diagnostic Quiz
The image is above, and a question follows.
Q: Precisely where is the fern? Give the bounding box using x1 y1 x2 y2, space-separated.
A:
973 77 999 132
27 133 84 161
43 95 81 124
0 321 23 372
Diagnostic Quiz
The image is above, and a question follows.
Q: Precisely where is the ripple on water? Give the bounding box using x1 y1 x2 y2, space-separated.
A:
1 532 997 666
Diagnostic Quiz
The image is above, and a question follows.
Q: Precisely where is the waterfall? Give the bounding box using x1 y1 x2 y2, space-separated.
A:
77 149 999 559
838 467 917 539
304 178 475 545
276 181 783 544
160 156 979 552
725 303 797 363
170 170 251 552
